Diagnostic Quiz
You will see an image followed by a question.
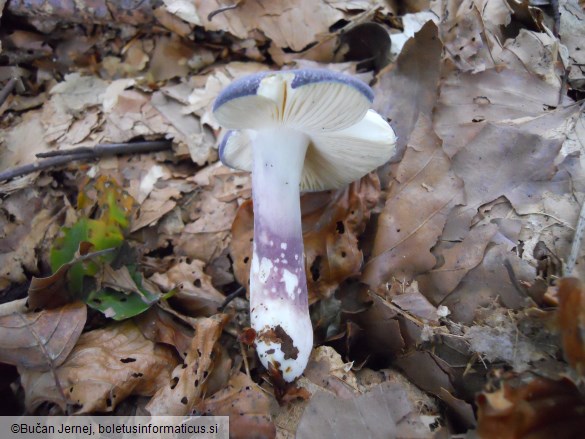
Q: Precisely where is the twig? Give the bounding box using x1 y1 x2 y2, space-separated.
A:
35 140 171 158
207 2 240 21
0 140 172 182
0 77 17 107
218 285 245 312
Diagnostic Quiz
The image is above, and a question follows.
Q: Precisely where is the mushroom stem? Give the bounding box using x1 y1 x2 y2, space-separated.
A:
249 127 313 382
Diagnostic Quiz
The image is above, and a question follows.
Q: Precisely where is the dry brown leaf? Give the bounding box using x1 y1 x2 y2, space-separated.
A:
349 293 405 364
434 66 569 158
391 289 441 324
195 373 276 439
134 306 194 359
449 124 563 236
392 349 474 428
464 308 550 372
102 88 216 165
148 35 213 81
0 189 67 289
184 190 238 234
440 245 533 324
178 0 361 52
297 379 434 439
557 277 585 375
302 173 380 300
439 0 511 73
146 313 229 415
303 346 358 398
0 110 51 172
149 258 226 317
362 115 464 287
559 0 585 90
416 223 498 304
476 375 585 439
20 321 178 413
0 302 86 370
150 90 216 165
373 20 442 161
231 173 380 302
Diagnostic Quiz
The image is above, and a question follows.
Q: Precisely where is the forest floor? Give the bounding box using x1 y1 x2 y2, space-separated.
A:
1 1 585 438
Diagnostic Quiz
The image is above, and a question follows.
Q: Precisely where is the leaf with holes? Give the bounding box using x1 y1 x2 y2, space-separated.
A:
146 314 229 415
19 321 178 413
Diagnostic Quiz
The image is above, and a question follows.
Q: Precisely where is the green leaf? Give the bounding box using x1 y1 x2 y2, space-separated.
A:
87 267 174 320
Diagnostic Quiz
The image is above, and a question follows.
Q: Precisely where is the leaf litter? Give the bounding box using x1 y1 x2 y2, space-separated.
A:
1 0 585 436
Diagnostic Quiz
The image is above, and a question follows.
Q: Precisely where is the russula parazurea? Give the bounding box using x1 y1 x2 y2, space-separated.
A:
213 69 396 382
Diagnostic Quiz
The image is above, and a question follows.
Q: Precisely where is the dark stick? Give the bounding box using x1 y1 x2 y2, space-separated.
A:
0 140 173 182
208 3 240 21
0 77 17 107
218 286 246 312
36 140 172 158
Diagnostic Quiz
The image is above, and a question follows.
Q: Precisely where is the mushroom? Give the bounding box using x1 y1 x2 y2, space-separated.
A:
213 69 396 382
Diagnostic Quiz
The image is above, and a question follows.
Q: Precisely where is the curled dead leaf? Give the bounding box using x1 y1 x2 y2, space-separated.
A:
146 313 229 415
557 277 585 375
477 375 585 439
149 258 226 317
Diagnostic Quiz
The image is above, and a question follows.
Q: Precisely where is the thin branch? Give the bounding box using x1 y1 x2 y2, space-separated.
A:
36 140 172 158
218 286 245 312
207 2 241 21
0 77 17 107
0 140 172 182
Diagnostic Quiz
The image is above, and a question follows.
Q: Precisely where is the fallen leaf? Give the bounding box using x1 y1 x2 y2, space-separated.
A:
416 223 498 304
296 380 433 439
373 20 442 161
29 247 115 309
195 373 276 439
134 306 194 359
362 115 464 287
449 124 563 232
146 313 229 415
464 309 549 372
0 302 86 370
0 110 51 172
477 375 585 439
182 1 370 52
439 0 511 73
350 292 405 364
0 189 66 289
557 277 585 375
149 258 226 317
434 66 569 158
440 245 532 324
19 321 178 413
559 0 585 90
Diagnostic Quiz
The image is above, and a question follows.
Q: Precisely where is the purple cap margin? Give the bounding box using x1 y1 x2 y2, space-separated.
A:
213 69 374 113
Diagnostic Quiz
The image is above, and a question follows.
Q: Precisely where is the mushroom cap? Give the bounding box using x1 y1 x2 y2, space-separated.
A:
213 69 396 191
